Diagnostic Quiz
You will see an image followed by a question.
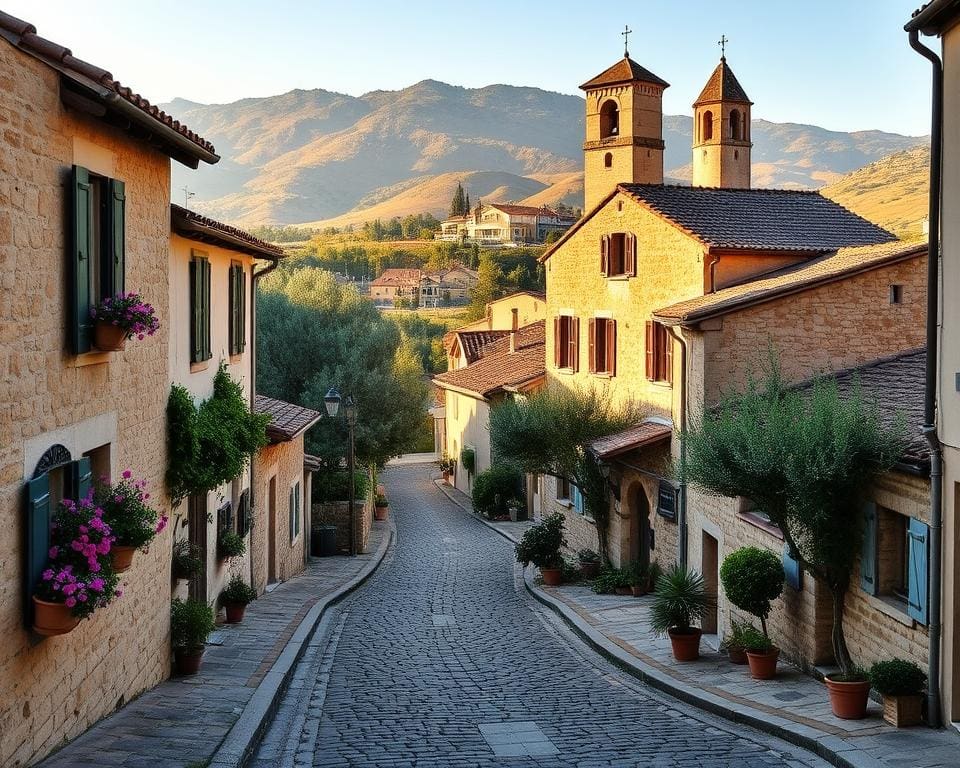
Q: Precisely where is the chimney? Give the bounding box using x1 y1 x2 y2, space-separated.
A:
509 308 518 353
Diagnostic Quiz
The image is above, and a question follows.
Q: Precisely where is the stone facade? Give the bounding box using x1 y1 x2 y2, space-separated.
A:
311 498 372 555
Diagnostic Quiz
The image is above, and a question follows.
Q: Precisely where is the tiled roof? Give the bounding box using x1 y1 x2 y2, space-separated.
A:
456 330 511 363
654 241 926 324
433 321 545 399
620 184 895 251
792 349 928 471
0 12 218 166
254 395 322 443
694 57 752 106
588 422 673 460
580 56 670 90
303 454 323 472
489 203 559 217
370 268 421 287
171 205 285 259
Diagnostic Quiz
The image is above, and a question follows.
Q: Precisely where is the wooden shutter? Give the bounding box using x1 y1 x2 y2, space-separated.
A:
570 317 579 372
645 321 655 380
625 233 636 276
109 179 126 297
553 316 562 368
663 325 673 385
229 265 239 355
190 258 202 363
71 165 93 354
71 456 92 501
587 318 596 373
239 265 246 352
600 235 609 276
606 319 616 376
202 259 211 361
289 487 295 544
859 501 878 595
907 517 929 624
25 473 51 626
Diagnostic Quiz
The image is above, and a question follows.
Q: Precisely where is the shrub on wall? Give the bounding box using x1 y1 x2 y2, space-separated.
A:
460 446 475 475
312 469 369 503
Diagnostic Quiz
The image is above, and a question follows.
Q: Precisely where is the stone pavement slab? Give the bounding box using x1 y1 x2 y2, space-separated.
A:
37 523 391 768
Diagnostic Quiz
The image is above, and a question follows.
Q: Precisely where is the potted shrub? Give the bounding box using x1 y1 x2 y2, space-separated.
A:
172 540 204 582
220 576 256 623
32 493 121 636
590 567 627 594
218 530 246 560
824 666 872 720
374 492 389 521
649 564 709 661
628 561 650 596
90 291 160 351
515 512 565 586
578 549 601 579
171 598 215 674
438 455 455 482
720 547 784 679
869 659 926 727
460 446 475 476
95 470 168 573
720 620 751 665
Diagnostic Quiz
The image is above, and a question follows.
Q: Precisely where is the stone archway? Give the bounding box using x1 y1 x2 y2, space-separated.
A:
625 481 652 569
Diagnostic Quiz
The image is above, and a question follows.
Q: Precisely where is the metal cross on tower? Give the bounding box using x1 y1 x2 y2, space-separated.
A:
718 34 729 59
622 25 632 57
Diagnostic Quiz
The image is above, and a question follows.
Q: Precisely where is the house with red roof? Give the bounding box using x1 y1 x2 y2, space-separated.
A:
438 201 576 246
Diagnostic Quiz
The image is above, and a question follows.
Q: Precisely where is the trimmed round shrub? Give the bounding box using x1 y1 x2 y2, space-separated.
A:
471 464 522 519
515 512 565 570
869 659 926 696
720 547 784 635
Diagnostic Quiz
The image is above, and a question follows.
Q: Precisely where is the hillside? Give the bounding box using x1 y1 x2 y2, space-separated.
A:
165 81 924 227
821 145 930 238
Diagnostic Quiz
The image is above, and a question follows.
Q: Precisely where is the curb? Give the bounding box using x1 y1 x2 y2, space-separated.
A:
523 572 883 768
433 478 522 545
208 522 395 768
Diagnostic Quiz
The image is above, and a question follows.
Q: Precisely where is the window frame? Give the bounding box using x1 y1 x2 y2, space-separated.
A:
644 321 673 385
229 262 247 356
588 317 617 376
554 315 579 372
600 233 636 278
190 251 212 364
289 480 302 545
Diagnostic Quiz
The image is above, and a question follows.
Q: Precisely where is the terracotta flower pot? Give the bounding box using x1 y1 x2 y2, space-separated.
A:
540 567 562 586
668 627 702 661
746 647 780 679
882 694 923 727
224 603 246 624
630 584 647 597
825 675 872 720
174 646 205 675
615 586 632 596
32 596 80 636
94 321 127 351
727 646 748 665
111 545 136 573
374 505 389 521
579 561 600 579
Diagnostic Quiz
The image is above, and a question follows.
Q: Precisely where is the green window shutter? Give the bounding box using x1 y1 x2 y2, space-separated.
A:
108 179 126 297
239 266 246 353
289 487 295 544
228 265 237 355
71 456 93 501
190 258 202 363
860 501 878 595
25 473 51 627
70 165 93 354
202 258 211 361
907 518 929 625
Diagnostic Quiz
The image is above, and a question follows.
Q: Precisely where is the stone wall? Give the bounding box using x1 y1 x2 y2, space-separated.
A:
311 498 372 555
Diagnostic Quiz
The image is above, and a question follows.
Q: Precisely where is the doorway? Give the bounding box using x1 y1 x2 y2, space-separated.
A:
267 476 277 585
629 486 651 570
188 494 207 604
702 532 719 634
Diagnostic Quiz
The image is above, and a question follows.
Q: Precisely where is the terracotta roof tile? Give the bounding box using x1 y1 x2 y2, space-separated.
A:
588 422 673 459
694 58 752 106
0 11 217 163
254 395 322 443
654 241 925 324
580 56 670 90
370 268 422 287
433 321 545 398
456 330 511 363
171 205 285 259
620 184 895 252
489 203 562 217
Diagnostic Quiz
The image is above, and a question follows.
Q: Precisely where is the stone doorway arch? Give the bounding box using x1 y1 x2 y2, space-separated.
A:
627 482 652 569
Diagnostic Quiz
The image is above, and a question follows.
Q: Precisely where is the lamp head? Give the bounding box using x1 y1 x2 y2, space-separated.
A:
324 387 341 418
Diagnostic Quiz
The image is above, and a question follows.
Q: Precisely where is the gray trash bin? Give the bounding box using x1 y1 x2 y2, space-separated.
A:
312 525 337 557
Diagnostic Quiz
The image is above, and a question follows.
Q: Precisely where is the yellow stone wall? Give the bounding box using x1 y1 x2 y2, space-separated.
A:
692 102 752 189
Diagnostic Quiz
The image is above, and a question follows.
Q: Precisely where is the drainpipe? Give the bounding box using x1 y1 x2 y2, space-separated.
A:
908 28 943 729
708 252 722 293
509 308 518 354
666 325 689 569
249 255 281 591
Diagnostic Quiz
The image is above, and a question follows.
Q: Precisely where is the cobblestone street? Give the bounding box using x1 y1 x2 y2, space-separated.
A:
252 463 830 768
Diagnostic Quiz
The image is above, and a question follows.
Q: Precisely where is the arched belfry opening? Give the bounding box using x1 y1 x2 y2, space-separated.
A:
730 109 742 140
702 110 714 141
692 52 752 189
599 99 619 138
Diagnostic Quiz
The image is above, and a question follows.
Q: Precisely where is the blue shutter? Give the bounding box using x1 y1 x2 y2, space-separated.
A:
25 474 51 626
860 501 878 595
71 456 93 501
907 518 929 625
109 179 125 297
572 485 584 514
70 165 93 354
783 544 802 591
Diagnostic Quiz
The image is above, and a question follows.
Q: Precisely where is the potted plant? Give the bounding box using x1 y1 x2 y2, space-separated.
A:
374 492 389 521
171 598 215 674
719 547 784 679
95 470 168 573
220 575 256 623
172 539 204 582
578 549 601 579
720 620 750 665
438 455 455 482
515 512 565 586
460 446 475 476
649 564 709 661
90 291 160 351
869 659 926 727
628 561 650 596
825 666 872 720
218 530 246 559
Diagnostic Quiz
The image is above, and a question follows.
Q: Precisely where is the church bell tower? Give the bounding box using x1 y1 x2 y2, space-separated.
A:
581 29 669 210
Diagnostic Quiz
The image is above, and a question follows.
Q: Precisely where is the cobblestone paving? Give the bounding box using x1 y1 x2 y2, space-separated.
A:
253 464 830 768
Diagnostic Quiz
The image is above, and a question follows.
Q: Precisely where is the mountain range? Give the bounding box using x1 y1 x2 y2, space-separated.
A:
164 80 926 228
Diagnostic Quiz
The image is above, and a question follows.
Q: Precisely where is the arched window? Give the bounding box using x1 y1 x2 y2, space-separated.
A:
599 100 619 139
604 152 613 168
702 111 714 141
730 109 742 140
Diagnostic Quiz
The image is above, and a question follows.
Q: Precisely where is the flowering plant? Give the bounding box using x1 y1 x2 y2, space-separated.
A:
34 491 121 618
90 292 160 341
94 470 167 549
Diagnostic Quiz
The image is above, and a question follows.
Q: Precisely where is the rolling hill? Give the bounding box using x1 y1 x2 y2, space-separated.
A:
164 81 925 228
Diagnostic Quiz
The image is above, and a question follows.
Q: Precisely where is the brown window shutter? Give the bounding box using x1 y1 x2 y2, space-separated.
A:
553 316 562 368
663 326 673 385
607 319 617 376
626 233 637 276
571 317 580 372
600 235 609 276
587 318 596 373
645 321 655 380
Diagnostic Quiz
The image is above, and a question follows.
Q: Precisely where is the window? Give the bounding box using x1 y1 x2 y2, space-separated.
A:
70 165 125 354
730 109 742 140
599 99 619 138
571 485 586 515
557 476 571 501
600 233 636 278
289 481 302 544
553 315 579 371
890 285 904 305
190 252 212 364
644 321 673 384
604 152 613 168
861 503 929 624
588 317 616 376
229 263 246 355
702 110 714 141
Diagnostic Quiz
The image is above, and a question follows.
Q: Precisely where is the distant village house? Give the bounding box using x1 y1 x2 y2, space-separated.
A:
438 202 576 246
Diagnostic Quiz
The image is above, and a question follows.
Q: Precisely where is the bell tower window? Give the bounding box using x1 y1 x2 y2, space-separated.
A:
702 110 714 141
599 100 619 139
604 152 613 168
730 109 742 140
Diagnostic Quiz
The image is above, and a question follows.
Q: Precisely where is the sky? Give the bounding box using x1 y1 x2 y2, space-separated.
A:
4 0 934 136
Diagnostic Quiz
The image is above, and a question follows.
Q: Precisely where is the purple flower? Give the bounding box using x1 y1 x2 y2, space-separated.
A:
41 569 54 581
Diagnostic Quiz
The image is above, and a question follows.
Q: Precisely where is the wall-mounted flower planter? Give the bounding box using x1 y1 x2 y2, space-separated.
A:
32 596 79 636
111 545 136 573
93 321 127 351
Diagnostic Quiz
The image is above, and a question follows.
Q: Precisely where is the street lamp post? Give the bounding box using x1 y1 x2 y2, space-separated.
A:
324 388 358 556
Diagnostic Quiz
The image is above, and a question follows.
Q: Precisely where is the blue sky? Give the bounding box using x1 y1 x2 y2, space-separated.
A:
6 0 932 135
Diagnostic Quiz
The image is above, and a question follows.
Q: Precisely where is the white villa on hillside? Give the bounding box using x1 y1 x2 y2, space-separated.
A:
438 202 576 246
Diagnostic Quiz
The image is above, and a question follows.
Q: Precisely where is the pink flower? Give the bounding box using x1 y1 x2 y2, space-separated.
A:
65 597 76 608
122 470 132 480
155 515 168 534
48 546 59 558
41 569 54 581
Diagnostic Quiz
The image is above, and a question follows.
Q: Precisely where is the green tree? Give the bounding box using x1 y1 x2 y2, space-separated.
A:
450 182 466 217
466 252 504 320
682 359 907 675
